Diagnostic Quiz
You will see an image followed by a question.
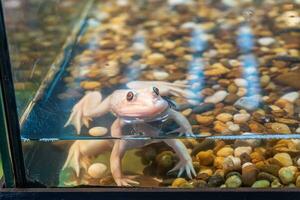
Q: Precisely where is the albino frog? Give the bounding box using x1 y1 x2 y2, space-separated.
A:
63 81 196 186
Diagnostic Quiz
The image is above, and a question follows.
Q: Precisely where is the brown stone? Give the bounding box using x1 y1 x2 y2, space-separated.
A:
242 164 259 186
275 71 300 89
224 94 239 104
213 121 229 133
249 121 266 133
196 115 214 126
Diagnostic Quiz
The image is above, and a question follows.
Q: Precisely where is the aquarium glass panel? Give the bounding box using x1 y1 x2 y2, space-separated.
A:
2 0 300 188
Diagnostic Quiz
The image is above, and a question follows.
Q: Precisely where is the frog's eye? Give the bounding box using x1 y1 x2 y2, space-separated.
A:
153 87 159 96
126 91 134 101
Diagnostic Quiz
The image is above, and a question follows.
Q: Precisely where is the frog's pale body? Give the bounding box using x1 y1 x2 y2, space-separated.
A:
63 81 196 186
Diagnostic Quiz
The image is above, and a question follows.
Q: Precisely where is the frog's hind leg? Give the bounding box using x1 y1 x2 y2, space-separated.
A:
163 139 196 179
62 141 82 177
62 140 113 177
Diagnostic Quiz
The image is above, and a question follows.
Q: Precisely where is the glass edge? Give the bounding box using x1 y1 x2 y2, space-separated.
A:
0 86 15 187
0 0 26 187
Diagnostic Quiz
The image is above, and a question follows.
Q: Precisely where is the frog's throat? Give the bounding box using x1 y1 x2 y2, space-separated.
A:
119 107 170 124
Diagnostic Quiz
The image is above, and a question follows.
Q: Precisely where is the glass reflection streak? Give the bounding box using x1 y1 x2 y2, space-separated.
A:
124 31 146 82
186 27 207 104
237 25 261 108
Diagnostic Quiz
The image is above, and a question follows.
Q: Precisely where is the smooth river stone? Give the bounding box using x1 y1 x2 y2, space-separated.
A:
153 70 170 80
275 71 300 89
234 78 248 87
258 37 275 46
270 123 291 134
192 103 215 114
89 127 108 136
273 153 293 167
233 113 250 124
278 166 297 184
204 90 228 104
88 163 107 179
280 92 299 103
234 95 261 111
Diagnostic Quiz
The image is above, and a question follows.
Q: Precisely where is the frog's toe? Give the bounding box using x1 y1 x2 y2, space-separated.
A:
187 161 196 178
115 176 140 186
169 160 196 179
182 162 196 179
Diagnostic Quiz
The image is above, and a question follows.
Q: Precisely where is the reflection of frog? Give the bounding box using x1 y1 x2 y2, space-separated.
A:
63 81 196 186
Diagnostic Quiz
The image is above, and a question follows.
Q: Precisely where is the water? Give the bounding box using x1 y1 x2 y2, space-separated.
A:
4 0 300 188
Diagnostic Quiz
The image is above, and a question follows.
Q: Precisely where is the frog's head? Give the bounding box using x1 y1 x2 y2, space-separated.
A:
111 87 169 118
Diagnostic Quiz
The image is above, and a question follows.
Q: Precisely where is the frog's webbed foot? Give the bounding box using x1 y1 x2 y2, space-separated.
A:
165 127 195 137
62 141 90 177
126 81 197 98
114 175 139 186
64 91 102 134
168 159 196 179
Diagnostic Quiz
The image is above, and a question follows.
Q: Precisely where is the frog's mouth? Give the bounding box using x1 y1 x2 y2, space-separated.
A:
119 107 170 124
113 97 169 119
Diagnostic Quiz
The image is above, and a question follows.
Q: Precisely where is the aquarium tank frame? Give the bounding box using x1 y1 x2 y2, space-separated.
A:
0 0 26 188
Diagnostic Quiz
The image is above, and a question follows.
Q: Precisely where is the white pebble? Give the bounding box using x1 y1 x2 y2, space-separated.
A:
237 87 247 97
262 96 270 102
234 146 252 157
168 0 192 6
228 123 240 132
153 71 169 80
228 59 240 67
132 43 146 52
223 155 241 171
242 133 262 147
281 92 299 103
226 121 234 125
233 113 250 124
204 90 228 104
282 11 300 27
181 22 197 29
88 163 107 179
258 37 275 46
297 158 300 167
116 0 128 6
296 127 300 134
204 49 218 58
212 84 221 90
222 0 238 7
242 162 253 168
89 127 108 136
234 78 248 87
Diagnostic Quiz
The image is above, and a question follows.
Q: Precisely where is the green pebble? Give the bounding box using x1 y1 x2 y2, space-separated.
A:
225 175 242 188
180 183 194 188
288 183 296 188
252 180 270 188
279 167 295 184
271 179 283 188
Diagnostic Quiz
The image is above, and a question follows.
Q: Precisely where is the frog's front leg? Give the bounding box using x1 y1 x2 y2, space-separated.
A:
110 119 139 186
166 109 194 137
163 139 196 179
65 91 111 134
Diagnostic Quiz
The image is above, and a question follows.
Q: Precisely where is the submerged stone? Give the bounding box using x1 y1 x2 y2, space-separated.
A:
234 95 261 111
